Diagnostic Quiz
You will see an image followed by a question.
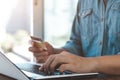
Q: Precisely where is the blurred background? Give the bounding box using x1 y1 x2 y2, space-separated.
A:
0 0 78 63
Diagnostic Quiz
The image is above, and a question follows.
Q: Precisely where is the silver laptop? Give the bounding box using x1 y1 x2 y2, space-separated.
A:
0 51 99 80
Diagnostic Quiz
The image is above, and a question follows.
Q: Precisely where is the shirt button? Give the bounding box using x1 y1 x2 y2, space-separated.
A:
82 11 85 16
101 18 104 22
99 41 102 45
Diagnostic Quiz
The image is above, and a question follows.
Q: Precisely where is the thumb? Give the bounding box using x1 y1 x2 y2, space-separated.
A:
44 42 50 49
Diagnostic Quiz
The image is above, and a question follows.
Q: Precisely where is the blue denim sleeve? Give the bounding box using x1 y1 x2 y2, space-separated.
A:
62 1 83 56
117 52 120 55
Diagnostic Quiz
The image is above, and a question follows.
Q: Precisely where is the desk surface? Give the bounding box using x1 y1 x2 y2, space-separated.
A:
1 74 120 80
0 74 16 80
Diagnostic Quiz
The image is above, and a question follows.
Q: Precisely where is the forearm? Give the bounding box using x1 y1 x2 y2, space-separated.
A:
93 55 120 75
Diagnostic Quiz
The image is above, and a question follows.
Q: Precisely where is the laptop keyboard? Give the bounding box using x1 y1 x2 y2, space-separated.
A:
15 63 73 76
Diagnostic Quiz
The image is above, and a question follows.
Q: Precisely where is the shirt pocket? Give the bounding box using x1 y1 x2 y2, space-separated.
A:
110 2 120 33
78 8 95 48
79 8 93 18
111 2 120 11
78 8 93 40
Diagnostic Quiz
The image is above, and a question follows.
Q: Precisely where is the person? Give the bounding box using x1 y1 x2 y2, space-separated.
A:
29 0 120 75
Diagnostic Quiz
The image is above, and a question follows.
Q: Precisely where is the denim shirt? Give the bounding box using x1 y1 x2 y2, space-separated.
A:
63 0 120 57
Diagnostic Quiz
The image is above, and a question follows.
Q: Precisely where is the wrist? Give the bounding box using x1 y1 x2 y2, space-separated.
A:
88 57 99 73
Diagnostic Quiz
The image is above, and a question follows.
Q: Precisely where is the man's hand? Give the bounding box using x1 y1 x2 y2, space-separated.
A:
29 41 55 63
39 51 97 74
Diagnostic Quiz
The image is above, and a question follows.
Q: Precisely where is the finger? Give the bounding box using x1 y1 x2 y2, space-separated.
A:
29 47 43 53
48 54 70 73
36 56 46 63
39 64 44 71
44 42 52 49
29 47 48 56
44 55 55 72
49 54 66 73
33 52 48 57
44 42 49 47
49 57 60 73
29 40 38 46
59 64 72 72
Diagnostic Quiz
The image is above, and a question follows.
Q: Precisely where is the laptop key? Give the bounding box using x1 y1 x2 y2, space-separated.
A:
15 63 73 76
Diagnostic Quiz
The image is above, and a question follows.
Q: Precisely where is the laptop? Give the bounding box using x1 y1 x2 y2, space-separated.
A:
0 51 99 80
